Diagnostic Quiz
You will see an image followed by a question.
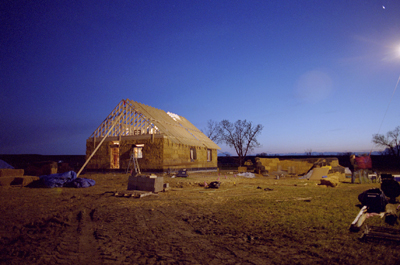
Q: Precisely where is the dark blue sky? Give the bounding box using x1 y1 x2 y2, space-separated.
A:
1 0 400 155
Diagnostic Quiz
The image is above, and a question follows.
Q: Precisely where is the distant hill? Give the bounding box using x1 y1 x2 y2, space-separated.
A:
218 151 383 157
0 154 86 171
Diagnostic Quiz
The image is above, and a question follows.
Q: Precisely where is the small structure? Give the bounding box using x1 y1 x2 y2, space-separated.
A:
127 174 164 193
85 99 220 172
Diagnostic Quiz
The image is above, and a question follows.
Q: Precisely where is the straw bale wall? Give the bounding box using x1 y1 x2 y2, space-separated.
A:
256 158 316 175
279 160 314 175
119 137 164 171
256 158 280 172
161 138 217 171
85 135 218 172
86 139 112 170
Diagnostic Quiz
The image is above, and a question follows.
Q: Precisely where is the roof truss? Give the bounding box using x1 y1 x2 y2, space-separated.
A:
89 99 220 150
90 100 159 138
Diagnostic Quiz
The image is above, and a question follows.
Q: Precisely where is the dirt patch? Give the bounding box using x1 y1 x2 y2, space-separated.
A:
1 171 400 264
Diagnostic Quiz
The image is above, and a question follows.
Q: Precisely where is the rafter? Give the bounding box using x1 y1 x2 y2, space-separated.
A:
90 99 159 138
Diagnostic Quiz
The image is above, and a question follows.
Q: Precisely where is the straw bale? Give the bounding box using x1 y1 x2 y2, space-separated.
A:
329 159 339 167
0 176 15 186
238 167 247 173
0 176 38 186
0 169 24 178
319 174 339 187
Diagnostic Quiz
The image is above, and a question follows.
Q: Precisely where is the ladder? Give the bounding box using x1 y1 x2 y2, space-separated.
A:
127 151 141 175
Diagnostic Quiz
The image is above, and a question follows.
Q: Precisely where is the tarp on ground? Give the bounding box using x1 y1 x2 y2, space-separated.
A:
0 159 14 169
37 171 95 188
238 172 256 178
65 177 96 188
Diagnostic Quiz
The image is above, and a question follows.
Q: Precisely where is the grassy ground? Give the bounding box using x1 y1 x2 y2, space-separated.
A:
165 171 400 264
1 171 399 264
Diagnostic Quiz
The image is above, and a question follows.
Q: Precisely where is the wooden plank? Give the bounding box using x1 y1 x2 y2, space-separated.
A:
361 226 400 242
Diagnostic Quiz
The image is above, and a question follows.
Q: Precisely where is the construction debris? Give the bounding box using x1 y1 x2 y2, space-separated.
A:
350 186 400 232
113 191 158 198
319 175 340 187
276 197 312 202
238 172 255 178
208 181 221 189
360 226 400 242
349 206 369 232
176 169 188 178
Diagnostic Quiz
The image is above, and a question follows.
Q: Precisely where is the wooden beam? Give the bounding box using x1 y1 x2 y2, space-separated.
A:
77 109 125 177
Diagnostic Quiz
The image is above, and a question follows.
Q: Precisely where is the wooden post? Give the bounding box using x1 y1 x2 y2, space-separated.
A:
77 110 125 177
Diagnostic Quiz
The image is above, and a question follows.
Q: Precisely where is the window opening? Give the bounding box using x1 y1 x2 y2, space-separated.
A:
110 141 120 169
190 147 197 161
207 149 212 162
134 144 144 159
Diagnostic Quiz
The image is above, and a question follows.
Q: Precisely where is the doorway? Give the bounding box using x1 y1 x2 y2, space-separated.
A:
110 141 120 169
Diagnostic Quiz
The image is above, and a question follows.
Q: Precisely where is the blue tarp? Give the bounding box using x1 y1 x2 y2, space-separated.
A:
65 177 96 188
38 171 95 188
0 159 14 169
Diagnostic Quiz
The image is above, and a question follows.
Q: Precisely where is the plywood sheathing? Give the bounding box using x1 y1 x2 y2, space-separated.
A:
309 167 330 180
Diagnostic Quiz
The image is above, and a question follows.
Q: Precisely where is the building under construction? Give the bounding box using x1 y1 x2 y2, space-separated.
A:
85 99 220 172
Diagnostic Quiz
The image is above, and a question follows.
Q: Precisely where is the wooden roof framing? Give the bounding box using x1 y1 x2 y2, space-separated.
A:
89 99 220 150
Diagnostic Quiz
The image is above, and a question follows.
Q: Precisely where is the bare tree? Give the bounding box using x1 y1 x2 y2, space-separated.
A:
372 126 400 157
305 149 312 156
202 119 221 142
218 119 263 166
